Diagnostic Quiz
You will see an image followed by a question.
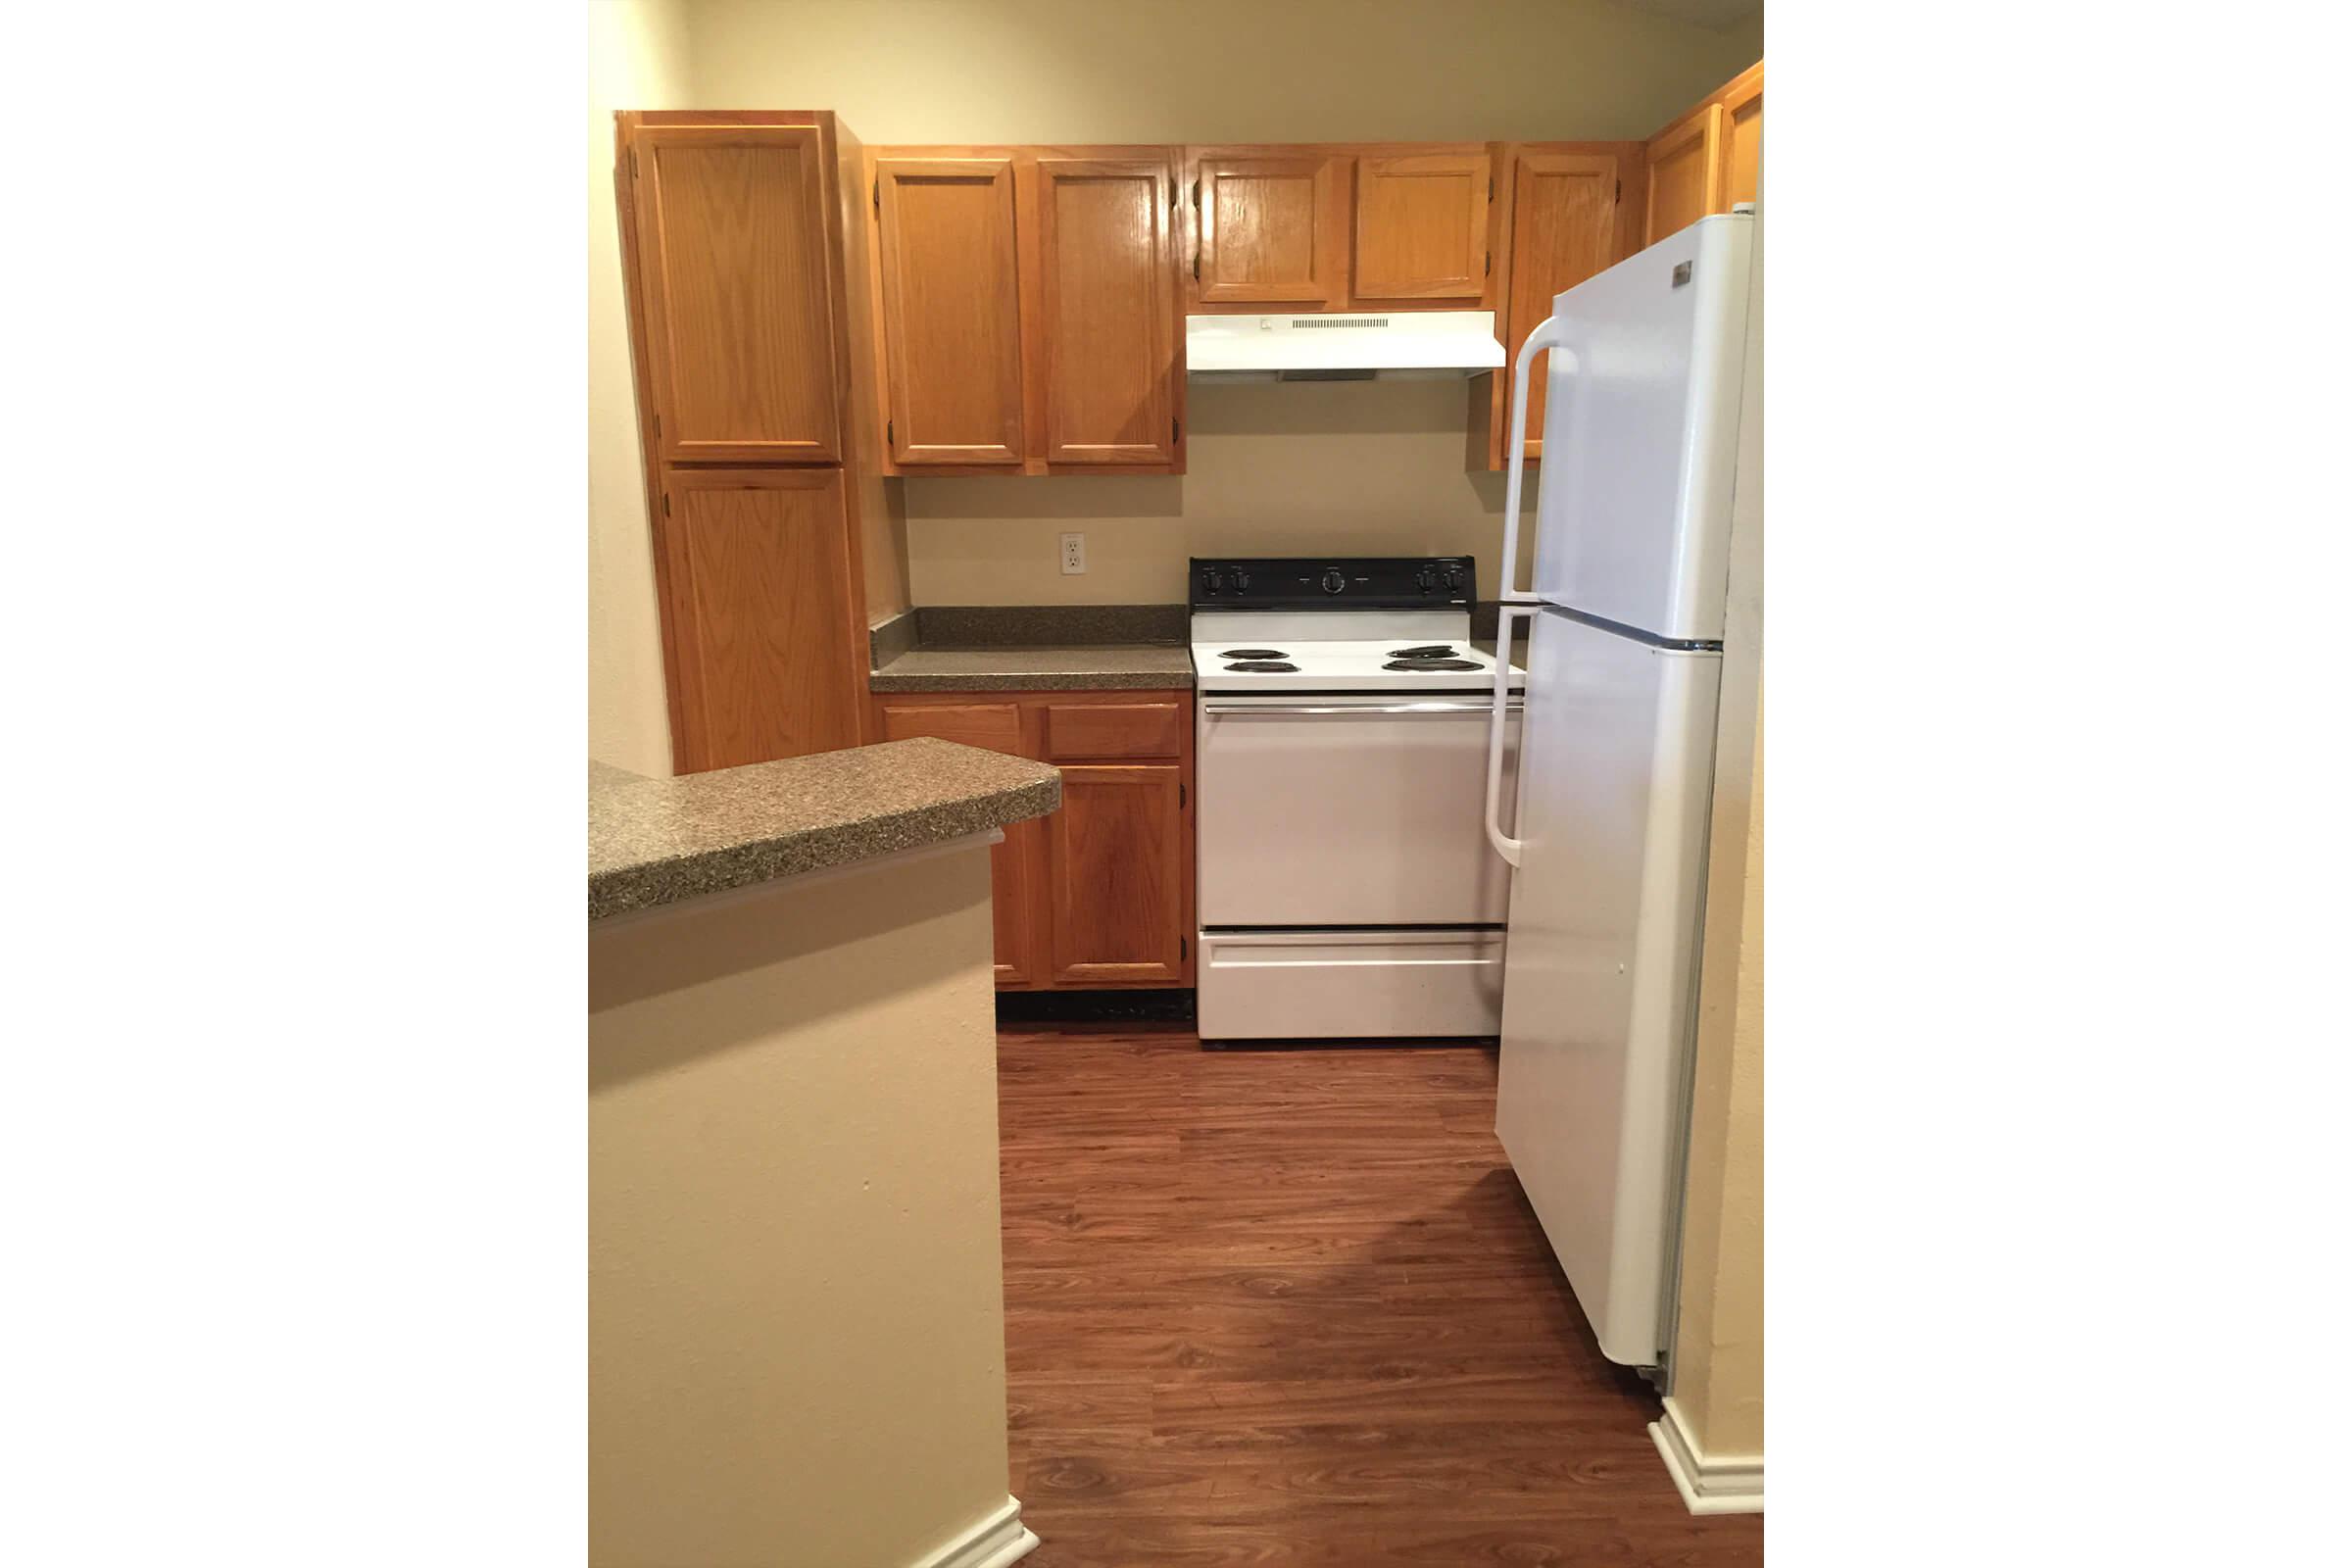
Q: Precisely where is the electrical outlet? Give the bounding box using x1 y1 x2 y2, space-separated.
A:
1060 532 1087 574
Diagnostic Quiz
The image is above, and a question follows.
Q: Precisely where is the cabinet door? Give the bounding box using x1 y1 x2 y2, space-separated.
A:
1193 154 1348 306
1506 152 1622 461
875 700 1041 986
1033 157 1177 466
660 468 862 771
873 157 1025 466
1354 151 1491 302
1644 103 1724 246
1721 65 1763 211
629 124 842 465
1050 763 1188 985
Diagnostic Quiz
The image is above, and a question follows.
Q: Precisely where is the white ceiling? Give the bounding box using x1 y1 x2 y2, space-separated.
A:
1609 0 1763 31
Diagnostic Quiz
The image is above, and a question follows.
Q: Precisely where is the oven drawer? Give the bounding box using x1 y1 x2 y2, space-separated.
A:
1197 928 1506 1040
1197 695 1520 926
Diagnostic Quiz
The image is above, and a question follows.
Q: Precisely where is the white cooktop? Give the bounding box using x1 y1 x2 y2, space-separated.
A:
1190 611 1525 694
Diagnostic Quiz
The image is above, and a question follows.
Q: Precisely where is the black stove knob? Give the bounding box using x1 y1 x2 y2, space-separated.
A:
1232 569 1250 593
1321 568 1346 594
1200 567 1223 596
1445 566 1465 592
1415 567 1438 594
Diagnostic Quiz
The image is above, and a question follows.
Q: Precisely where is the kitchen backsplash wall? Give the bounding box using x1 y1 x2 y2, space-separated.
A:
906 379 1537 606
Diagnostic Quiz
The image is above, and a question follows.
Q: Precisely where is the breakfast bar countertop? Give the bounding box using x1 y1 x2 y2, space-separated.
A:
589 739 1062 921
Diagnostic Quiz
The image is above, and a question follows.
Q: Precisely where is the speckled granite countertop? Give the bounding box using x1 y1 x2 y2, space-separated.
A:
866 606 1195 693
870 644 1196 692
589 740 1061 921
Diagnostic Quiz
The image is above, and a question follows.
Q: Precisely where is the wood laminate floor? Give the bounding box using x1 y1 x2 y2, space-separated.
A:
997 1023 1763 1565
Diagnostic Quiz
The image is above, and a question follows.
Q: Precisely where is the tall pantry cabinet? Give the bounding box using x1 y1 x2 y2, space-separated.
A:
613 110 890 773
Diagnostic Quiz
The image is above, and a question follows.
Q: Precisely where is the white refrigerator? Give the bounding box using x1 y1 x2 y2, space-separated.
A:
1481 213 1756 1368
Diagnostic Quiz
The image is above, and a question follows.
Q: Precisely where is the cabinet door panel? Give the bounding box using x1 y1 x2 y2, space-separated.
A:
1035 158 1176 466
1644 103 1724 245
1354 152 1490 301
1195 155 1347 306
874 158 1025 466
1722 67 1763 210
1506 152 1621 461
662 469 862 770
631 125 841 465
1050 763 1187 985
875 699 1040 985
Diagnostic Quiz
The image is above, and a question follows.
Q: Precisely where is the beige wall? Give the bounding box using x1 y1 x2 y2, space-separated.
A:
589 844 1015 1565
682 0 1760 608
589 0 693 773
907 378 1531 605
1668 192 1762 1462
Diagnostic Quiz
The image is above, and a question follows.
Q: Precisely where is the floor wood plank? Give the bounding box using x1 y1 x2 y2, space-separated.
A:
998 1024 1762 1565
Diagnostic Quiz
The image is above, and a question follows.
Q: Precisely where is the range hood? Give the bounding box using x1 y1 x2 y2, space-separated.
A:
1187 311 1503 381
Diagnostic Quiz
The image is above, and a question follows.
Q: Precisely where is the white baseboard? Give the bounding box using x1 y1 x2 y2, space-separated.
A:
907 1496 1039 1568
1648 1397 1763 1515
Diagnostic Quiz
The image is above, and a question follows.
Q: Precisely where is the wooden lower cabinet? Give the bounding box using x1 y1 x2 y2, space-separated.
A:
873 688 1195 989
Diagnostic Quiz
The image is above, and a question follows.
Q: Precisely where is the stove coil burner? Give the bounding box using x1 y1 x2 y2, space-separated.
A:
1384 658 1480 671
1224 660 1299 672
1389 645 1460 659
1218 649 1289 661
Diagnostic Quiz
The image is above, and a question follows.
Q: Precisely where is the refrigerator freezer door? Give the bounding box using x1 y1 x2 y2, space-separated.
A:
1494 609 1722 1366
1532 214 1752 643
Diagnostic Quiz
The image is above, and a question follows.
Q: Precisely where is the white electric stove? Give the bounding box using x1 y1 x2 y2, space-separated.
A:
1190 557 1524 1042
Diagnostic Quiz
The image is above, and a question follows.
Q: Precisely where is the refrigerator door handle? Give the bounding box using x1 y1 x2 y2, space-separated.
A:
1499 316 1574 601
1484 603 1538 866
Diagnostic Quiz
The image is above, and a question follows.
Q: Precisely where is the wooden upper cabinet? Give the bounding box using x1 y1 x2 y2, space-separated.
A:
873 157 1025 466
1506 151 1622 460
1644 102 1724 245
1353 150 1493 303
658 467 863 771
1720 63 1763 210
628 123 843 465
1031 156 1178 466
1192 153 1348 307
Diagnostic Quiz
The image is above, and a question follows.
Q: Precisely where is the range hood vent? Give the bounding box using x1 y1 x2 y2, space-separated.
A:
1187 310 1503 381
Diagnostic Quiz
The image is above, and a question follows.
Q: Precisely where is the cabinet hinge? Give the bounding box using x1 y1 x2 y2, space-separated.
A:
871 176 880 212
1616 178 1622 203
1181 935 1189 959
652 413 661 440
1485 252 1492 276
1488 174 1494 201
1179 782 1186 807
627 146 637 178
885 418 895 447
1172 416 1180 446
661 492 669 517
1168 174 1176 211
1192 177 1200 208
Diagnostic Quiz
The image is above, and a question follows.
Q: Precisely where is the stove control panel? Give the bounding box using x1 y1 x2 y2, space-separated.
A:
1190 556 1476 610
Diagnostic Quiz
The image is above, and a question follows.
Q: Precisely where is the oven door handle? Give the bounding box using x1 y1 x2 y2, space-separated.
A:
1485 605 1538 867
1200 699 1524 716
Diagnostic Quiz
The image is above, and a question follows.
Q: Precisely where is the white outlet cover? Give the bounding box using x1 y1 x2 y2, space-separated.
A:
1059 532 1086 574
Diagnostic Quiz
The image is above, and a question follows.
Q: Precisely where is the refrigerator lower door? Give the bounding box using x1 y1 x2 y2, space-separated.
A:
1494 609 1722 1366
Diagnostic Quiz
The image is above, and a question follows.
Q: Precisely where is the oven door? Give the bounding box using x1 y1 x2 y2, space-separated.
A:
1197 693 1523 927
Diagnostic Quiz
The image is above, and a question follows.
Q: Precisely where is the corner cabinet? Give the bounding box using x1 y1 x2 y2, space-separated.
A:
872 689 1197 989
1642 61 1764 245
866 145 1185 476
